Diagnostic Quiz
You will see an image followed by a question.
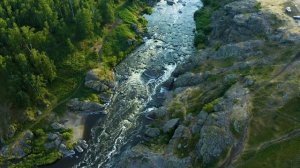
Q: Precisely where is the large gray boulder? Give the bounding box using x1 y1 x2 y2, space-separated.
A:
142 66 165 81
85 69 115 92
48 133 59 141
85 80 114 93
211 0 273 43
167 0 175 6
144 107 167 120
212 40 264 60
192 111 209 134
174 72 207 88
196 126 233 165
172 125 191 139
0 146 9 157
67 98 106 115
163 118 180 133
24 130 34 140
51 122 65 130
145 127 160 138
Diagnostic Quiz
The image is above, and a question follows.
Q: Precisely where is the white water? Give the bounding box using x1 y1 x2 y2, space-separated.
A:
75 0 201 167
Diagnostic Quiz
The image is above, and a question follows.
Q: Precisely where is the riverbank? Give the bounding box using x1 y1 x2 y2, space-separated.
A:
111 0 300 167
0 1 155 167
74 0 201 167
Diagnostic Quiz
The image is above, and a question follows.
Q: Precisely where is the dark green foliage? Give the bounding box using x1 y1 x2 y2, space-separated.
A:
201 0 221 9
194 0 232 49
254 2 262 11
194 6 213 49
0 0 150 140
0 0 148 108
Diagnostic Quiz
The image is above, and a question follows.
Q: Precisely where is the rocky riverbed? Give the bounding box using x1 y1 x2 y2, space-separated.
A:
44 0 300 167
73 0 201 167
99 0 300 167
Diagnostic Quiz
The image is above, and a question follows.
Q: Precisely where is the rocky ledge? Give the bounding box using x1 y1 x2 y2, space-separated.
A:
115 0 300 167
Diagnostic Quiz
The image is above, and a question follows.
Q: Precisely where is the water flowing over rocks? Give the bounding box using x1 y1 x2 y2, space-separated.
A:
75 0 199 167
72 0 300 167
112 0 296 166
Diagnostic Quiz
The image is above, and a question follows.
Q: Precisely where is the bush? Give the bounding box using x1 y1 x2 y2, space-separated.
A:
62 132 72 141
255 2 262 10
194 8 213 49
203 98 220 113
144 7 153 15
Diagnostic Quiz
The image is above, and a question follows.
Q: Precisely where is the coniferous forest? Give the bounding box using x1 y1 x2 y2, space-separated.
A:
0 0 151 137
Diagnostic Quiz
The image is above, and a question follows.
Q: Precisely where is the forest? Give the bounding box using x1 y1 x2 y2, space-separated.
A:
0 0 151 139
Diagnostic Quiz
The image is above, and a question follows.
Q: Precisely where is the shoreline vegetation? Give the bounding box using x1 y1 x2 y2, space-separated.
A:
0 0 154 167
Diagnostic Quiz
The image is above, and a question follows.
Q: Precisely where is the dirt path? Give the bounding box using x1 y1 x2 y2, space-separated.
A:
272 51 300 78
11 78 85 144
245 128 300 154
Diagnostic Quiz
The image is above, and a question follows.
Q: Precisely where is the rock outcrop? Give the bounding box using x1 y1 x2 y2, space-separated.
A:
67 98 106 115
116 0 300 167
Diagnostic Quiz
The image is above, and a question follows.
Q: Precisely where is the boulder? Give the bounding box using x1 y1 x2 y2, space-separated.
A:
24 130 34 140
196 126 233 165
142 67 165 81
99 92 112 104
44 142 56 150
192 111 208 134
243 77 255 86
51 122 65 130
145 107 167 119
127 39 136 46
0 146 9 157
163 118 180 133
36 110 43 116
12 144 26 159
161 77 175 89
62 149 75 157
78 140 89 149
172 125 191 139
148 92 166 107
167 0 175 6
75 145 84 153
212 40 264 60
224 74 238 84
48 133 59 141
85 81 112 92
85 69 100 81
131 24 139 33
54 138 62 146
85 69 115 92
67 98 106 115
174 72 207 88
145 127 160 138
59 143 67 151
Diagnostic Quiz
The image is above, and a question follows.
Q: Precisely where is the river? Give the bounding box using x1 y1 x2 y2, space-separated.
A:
48 0 201 167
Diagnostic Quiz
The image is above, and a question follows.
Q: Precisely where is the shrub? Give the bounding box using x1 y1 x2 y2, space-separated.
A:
203 98 220 113
194 8 213 49
62 132 72 141
255 2 262 10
